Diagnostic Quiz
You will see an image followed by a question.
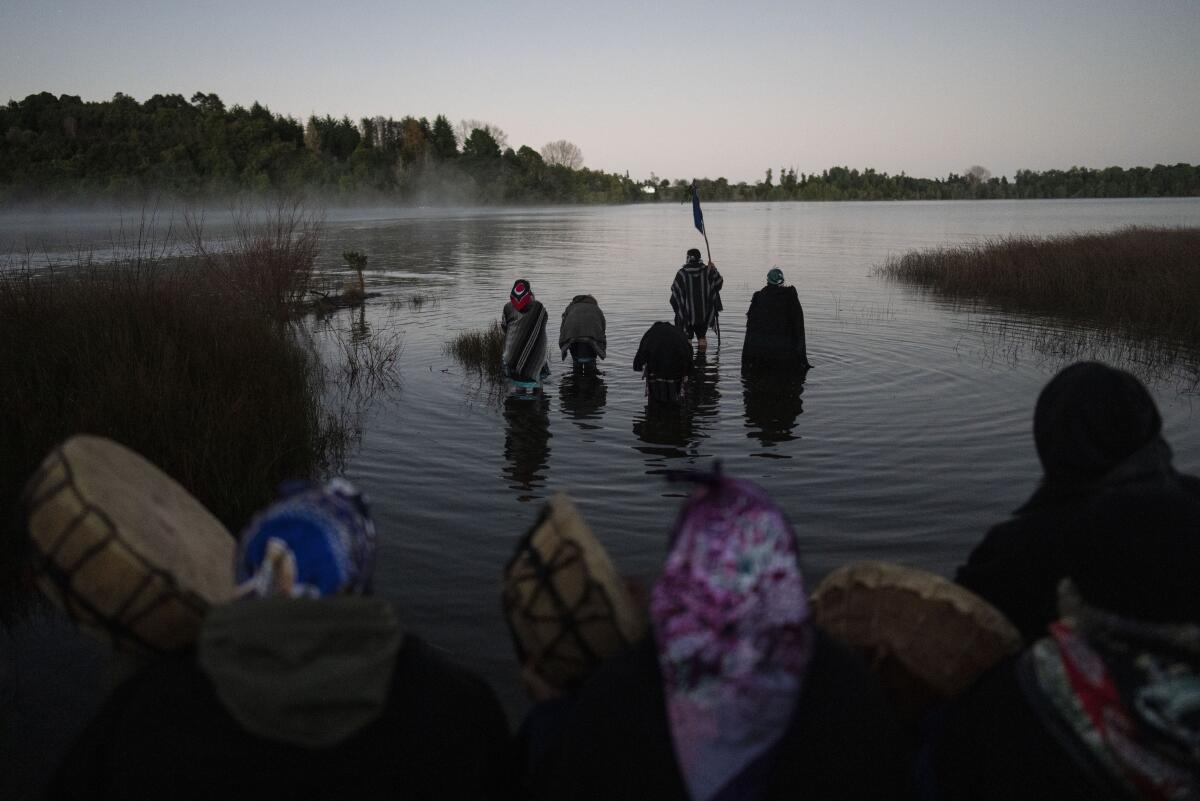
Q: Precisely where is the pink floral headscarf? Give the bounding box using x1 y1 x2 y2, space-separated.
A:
651 472 814 801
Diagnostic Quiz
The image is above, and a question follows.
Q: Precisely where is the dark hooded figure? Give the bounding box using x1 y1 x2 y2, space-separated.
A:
956 361 1200 642
502 279 550 382
634 321 695 404
742 267 811 371
558 295 607 365
539 471 909 801
49 481 513 801
932 485 1200 801
670 249 723 350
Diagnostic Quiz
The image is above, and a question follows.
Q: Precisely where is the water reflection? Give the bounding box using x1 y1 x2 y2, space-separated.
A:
742 366 808 456
690 351 721 436
501 393 552 501
631 351 722 473
557 366 607 430
350 304 370 345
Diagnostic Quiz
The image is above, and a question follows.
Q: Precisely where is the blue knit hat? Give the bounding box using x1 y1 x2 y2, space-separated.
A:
767 267 784 286
235 478 377 599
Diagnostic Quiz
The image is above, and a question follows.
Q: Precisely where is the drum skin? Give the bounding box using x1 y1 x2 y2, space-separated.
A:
811 561 1021 719
24 435 236 655
502 493 646 690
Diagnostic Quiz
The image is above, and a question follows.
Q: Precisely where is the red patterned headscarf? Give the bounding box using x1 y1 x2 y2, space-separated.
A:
510 279 533 312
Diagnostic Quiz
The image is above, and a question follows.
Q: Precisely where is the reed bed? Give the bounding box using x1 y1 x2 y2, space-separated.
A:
0 214 356 616
876 227 1200 349
447 322 506 382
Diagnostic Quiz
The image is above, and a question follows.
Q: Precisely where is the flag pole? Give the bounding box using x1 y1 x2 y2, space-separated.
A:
690 183 719 347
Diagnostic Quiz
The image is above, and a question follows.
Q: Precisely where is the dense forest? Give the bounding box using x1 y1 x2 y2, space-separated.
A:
2 92 1198 204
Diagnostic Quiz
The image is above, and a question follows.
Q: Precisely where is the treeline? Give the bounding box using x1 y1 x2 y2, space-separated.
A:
667 163 1200 203
0 92 641 204
2 92 1199 204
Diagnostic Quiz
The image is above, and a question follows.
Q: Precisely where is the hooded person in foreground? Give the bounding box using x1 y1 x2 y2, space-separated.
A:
49 480 513 801
559 294 607 365
742 267 812 371
670 249 723 351
540 469 908 801
932 485 1200 801
955 361 1200 641
502 278 550 382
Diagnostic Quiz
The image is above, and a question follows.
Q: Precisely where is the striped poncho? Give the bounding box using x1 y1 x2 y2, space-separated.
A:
670 262 723 338
502 300 549 381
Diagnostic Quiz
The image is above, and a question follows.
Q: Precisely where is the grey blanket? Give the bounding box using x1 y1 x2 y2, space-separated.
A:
559 295 607 360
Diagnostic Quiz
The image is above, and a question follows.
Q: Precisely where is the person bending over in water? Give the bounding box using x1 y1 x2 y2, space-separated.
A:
955 361 1200 642
634 321 694 404
559 294 607 366
50 480 513 801
742 267 812 371
670 248 723 351
502 278 550 382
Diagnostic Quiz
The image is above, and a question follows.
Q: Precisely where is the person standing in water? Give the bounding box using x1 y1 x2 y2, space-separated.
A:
742 267 812 371
502 279 550 382
670 249 723 351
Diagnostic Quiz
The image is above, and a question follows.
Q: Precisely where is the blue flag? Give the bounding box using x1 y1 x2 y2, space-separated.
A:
691 184 705 236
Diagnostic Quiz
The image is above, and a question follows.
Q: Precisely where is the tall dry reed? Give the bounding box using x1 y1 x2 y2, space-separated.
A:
876 227 1200 348
0 210 350 617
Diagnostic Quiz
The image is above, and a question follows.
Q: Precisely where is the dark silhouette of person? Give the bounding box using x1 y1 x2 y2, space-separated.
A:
742 267 811 371
956 361 1200 642
634 322 694 405
49 481 513 801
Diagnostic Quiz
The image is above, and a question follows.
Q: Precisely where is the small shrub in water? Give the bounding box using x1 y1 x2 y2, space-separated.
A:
447 322 506 382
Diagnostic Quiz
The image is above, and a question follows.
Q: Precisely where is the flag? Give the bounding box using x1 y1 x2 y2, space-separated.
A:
691 184 705 236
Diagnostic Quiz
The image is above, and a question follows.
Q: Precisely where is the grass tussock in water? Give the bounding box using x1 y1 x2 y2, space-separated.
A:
0 213 355 614
876 226 1200 349
447 322 506 381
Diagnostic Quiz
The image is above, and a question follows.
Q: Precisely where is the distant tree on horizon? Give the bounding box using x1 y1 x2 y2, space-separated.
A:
540 140 584 169
457 119 507 150
462 127 502 160
430 115 458 160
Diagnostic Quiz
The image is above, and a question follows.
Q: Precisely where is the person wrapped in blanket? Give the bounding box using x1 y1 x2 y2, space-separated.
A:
537 468 908 801
670 248 723 351
634 321 694 404
49 480 513 801
931 485 1200 801
743 267 812 372
559 295 607 366
503 278 551 382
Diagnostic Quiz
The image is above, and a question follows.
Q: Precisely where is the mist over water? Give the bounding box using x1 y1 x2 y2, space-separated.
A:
11 198 1200 710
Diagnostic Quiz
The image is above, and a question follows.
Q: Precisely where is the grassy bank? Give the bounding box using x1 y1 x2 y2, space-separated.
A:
876 227 1200 349
0 215 357 613
447 322 506 382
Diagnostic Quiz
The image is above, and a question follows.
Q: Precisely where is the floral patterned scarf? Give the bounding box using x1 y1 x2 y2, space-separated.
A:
651 472 814 801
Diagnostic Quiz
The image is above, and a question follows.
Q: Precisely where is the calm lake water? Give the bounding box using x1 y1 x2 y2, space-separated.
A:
7 198 1200 709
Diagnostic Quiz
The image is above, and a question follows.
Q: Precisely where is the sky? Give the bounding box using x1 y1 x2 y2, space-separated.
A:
2 0 1198 183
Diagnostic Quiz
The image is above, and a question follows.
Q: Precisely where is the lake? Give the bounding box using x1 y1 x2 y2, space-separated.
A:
7 198 1200 709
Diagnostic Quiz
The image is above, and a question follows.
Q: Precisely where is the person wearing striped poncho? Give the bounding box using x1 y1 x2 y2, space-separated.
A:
502 278 551 382
669 249 723 351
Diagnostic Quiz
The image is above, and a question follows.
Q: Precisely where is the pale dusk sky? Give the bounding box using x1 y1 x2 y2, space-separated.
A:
2 0 1197 182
